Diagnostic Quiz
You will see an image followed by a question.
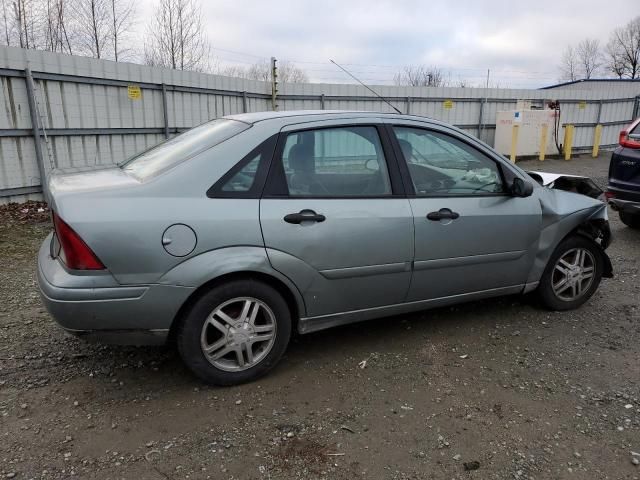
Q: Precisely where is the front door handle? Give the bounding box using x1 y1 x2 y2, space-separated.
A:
426 208 460 221
283 210 326 224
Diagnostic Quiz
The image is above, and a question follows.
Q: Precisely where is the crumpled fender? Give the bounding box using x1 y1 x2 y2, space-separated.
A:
526 187 612 285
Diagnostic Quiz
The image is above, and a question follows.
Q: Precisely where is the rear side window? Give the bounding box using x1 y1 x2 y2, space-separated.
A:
208 135 278 198
269 126 392 197
122 119 249 180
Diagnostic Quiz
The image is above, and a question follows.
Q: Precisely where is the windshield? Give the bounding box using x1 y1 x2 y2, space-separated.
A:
121 119 249 180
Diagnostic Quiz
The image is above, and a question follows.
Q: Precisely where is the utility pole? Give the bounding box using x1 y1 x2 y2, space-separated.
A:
486 69 490 89
270 57 278 111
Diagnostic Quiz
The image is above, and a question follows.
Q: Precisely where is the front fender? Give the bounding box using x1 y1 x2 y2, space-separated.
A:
157 246 306 316
526 190 611 284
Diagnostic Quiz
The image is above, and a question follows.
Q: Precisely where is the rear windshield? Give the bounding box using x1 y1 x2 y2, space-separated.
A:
121 119 249 180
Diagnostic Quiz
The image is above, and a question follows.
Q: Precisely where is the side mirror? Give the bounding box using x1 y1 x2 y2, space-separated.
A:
511 177 534 197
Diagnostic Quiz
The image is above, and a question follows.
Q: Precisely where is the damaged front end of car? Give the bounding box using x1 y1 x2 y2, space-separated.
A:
524 171 613 289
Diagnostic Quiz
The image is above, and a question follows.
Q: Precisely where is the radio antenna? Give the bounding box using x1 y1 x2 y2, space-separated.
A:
329 59 403 114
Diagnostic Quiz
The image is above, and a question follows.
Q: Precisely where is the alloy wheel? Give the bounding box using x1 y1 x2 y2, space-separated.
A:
551 248 596 302
200 297 277 372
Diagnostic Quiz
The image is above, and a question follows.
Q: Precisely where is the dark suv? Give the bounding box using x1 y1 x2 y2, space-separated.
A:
608 118 640 229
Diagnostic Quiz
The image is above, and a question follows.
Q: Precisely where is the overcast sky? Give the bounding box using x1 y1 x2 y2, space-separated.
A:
138 0 638 88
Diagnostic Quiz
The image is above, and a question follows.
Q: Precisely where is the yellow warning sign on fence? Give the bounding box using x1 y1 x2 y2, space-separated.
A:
578 100 586 110
127 85 142 100
443 99 454 109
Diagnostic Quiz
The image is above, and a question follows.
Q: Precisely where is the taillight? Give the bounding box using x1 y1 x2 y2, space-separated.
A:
619 118 640 149
605 191 615 200
52 212 105 270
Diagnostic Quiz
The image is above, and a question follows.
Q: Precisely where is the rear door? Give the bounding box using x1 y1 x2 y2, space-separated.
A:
387 121 542 301
260 120 414 318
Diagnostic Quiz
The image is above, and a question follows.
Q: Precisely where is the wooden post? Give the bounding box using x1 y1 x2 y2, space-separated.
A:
539 124 548 161
510 124 519 163
563 124 574 160
592 124 602 158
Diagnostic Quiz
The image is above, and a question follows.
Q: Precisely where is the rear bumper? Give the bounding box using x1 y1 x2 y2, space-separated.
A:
607 184 640 214
37 234 195 345
608 198 640 214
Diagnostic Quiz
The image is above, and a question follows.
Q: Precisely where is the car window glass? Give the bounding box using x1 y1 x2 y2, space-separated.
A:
280 126 391 196
122 119 249 180
221 154 261 192
394 127 505 196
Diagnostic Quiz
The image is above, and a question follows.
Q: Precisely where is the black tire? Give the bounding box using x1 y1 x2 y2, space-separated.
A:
176 279 292 386
537 235 604 311
619 211 640 229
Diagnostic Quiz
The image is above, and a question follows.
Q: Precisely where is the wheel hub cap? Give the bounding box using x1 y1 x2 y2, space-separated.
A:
551 248 596 302
200 297 277 372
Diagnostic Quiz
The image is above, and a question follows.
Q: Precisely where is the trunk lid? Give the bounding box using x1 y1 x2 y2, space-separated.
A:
49 166 140 197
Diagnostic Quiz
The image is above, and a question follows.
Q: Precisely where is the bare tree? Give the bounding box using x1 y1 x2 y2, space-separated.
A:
144 0 210 71
109 0 134 61
220 60 308 83
1 0 12 45
43 0 74 53
75 0 111 58
394 65 445 87
606 16 640 79
559 45 579 81
11 0 44 49
218 64 246 78
606 37 627 78
278 61 308 83
576 38 601 79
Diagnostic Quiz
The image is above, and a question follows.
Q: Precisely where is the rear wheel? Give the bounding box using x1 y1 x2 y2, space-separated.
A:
176 279 292 386
537 236 604 311
619 211 640 229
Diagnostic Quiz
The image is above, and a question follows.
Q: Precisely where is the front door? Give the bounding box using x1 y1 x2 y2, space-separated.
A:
260 122 414 318
389 124 542 301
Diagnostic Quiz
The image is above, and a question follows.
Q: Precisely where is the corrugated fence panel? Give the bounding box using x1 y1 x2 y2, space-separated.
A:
0 45 639 203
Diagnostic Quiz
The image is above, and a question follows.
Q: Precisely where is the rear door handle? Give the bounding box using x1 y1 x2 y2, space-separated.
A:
283 210 326 224
426 208 459 221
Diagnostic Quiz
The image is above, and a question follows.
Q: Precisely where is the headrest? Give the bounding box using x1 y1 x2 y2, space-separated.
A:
288 144 314 172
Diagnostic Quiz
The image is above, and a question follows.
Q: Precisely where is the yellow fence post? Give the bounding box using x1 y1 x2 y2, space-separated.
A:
510 124 519 163
563 124 574 161
539 124 548 161
592 124 602 158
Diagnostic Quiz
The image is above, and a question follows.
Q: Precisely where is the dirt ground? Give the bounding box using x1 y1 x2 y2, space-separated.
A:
1 153 639 480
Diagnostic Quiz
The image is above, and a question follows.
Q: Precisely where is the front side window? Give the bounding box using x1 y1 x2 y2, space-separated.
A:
122 119 249 180
277 126 392 197
394 127 505 196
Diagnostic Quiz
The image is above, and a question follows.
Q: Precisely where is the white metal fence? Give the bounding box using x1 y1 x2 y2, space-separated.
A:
1 46 639 203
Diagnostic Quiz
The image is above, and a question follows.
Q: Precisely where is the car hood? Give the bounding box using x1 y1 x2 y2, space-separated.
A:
527 171 604 201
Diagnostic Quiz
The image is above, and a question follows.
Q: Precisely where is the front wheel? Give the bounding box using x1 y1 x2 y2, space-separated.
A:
619 211 640 229
176 279 292 386
537 236 604 311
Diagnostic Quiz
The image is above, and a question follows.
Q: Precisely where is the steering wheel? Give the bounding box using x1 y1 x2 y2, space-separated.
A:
472 182 502 193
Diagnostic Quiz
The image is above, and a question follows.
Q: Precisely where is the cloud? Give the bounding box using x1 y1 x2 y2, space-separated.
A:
135 0 638 87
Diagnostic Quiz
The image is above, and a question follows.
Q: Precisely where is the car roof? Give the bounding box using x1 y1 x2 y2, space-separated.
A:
224 110 446 127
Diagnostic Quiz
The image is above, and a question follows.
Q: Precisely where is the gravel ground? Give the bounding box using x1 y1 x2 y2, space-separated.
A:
0 153 639 480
